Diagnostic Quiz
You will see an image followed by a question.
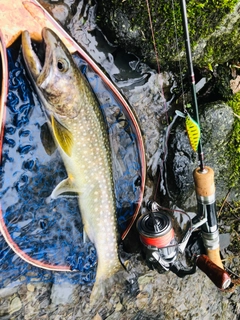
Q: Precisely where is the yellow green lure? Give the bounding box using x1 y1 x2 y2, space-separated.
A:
185 114 201 152
176 110 201 152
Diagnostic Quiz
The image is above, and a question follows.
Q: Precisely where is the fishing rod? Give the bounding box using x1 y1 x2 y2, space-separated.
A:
179 0 204 171
179 0 224 271
135 0 232 291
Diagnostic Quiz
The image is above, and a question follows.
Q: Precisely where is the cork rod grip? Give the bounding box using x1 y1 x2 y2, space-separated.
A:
193 166 224 269
193 166 215 197
196 255 231 289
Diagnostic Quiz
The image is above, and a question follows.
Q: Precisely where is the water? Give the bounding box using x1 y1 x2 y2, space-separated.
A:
0 34 143 288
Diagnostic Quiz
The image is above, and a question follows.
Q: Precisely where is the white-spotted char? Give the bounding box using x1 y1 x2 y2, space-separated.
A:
21 28 123 303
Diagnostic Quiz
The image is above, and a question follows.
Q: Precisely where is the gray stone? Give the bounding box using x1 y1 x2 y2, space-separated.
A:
167 101 236 209
9 296 22 314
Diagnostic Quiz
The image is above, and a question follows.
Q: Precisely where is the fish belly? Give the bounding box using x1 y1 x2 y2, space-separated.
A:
62 113 122 281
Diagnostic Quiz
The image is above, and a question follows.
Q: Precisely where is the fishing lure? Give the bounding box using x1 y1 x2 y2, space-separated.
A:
176 110 201 152
185 113 201 152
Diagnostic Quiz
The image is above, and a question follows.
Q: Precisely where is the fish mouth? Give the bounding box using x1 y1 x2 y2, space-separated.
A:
21 28 57 85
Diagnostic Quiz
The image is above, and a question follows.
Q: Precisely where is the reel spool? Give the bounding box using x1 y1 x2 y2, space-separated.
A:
137 211 178 272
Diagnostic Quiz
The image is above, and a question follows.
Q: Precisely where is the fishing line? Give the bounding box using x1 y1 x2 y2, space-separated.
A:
145 0 170 201
171 0 186 109
145 0 185 200
145 0 161 77
145 0 197 200
145 0 169 126
157 0 195 198
146 1 202 199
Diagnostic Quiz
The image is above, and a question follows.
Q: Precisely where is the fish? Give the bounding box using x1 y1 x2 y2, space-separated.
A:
21 27 125 304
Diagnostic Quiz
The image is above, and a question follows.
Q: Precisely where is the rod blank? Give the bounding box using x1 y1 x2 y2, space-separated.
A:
180 0 204 171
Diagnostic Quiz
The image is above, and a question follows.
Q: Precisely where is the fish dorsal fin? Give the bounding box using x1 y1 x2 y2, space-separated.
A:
51 115 73 156
51 177 79 199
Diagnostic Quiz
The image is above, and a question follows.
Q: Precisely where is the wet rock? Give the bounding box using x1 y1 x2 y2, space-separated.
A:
50 282 77 305
39 0 71 25
18 283 52 319
52 4 69 24
125 73 169 167
122 72 174 203
115 302 123 312
9 296 22 314
27 283 35 292
96 1 240 69
0 283 20 298
167 101 237 208
93 314 102 320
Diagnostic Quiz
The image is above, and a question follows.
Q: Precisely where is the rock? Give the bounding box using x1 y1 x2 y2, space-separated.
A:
27 284 35 292
0 283 20 298
167 101 237 209
93 313 102 320
230 76 240 94
50 282 77 305
135 291 150 310
9 296 22 314
96 0 240 68
52 5 70 24
115 302 123 312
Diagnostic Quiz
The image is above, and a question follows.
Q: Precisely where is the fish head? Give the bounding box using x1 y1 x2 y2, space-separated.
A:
22 27 82 119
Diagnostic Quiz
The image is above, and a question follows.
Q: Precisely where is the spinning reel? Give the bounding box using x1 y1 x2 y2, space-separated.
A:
137 202 231 289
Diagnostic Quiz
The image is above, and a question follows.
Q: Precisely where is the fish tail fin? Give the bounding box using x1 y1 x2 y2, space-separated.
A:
89 266 133 311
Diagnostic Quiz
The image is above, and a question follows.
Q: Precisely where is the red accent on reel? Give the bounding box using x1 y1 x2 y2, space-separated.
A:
139 227 175 248
137 211 176 249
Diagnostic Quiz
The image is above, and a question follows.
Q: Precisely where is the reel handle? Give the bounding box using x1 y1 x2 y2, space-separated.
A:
196 255 231 289
206 247 223 270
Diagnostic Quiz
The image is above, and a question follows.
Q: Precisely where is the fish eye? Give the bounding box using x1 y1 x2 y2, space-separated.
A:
57 59 68 72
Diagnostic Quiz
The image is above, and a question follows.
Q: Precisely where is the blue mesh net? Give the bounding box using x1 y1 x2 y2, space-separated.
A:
0 40 142 287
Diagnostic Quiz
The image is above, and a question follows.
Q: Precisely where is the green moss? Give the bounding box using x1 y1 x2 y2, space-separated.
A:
199 18 240 67
227 93 240 186
97 0 238 68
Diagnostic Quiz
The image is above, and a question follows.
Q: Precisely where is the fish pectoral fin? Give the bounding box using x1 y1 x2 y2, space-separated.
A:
51 177 79 199
40 122 57 155
51 115 73 157
83 230 89 243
